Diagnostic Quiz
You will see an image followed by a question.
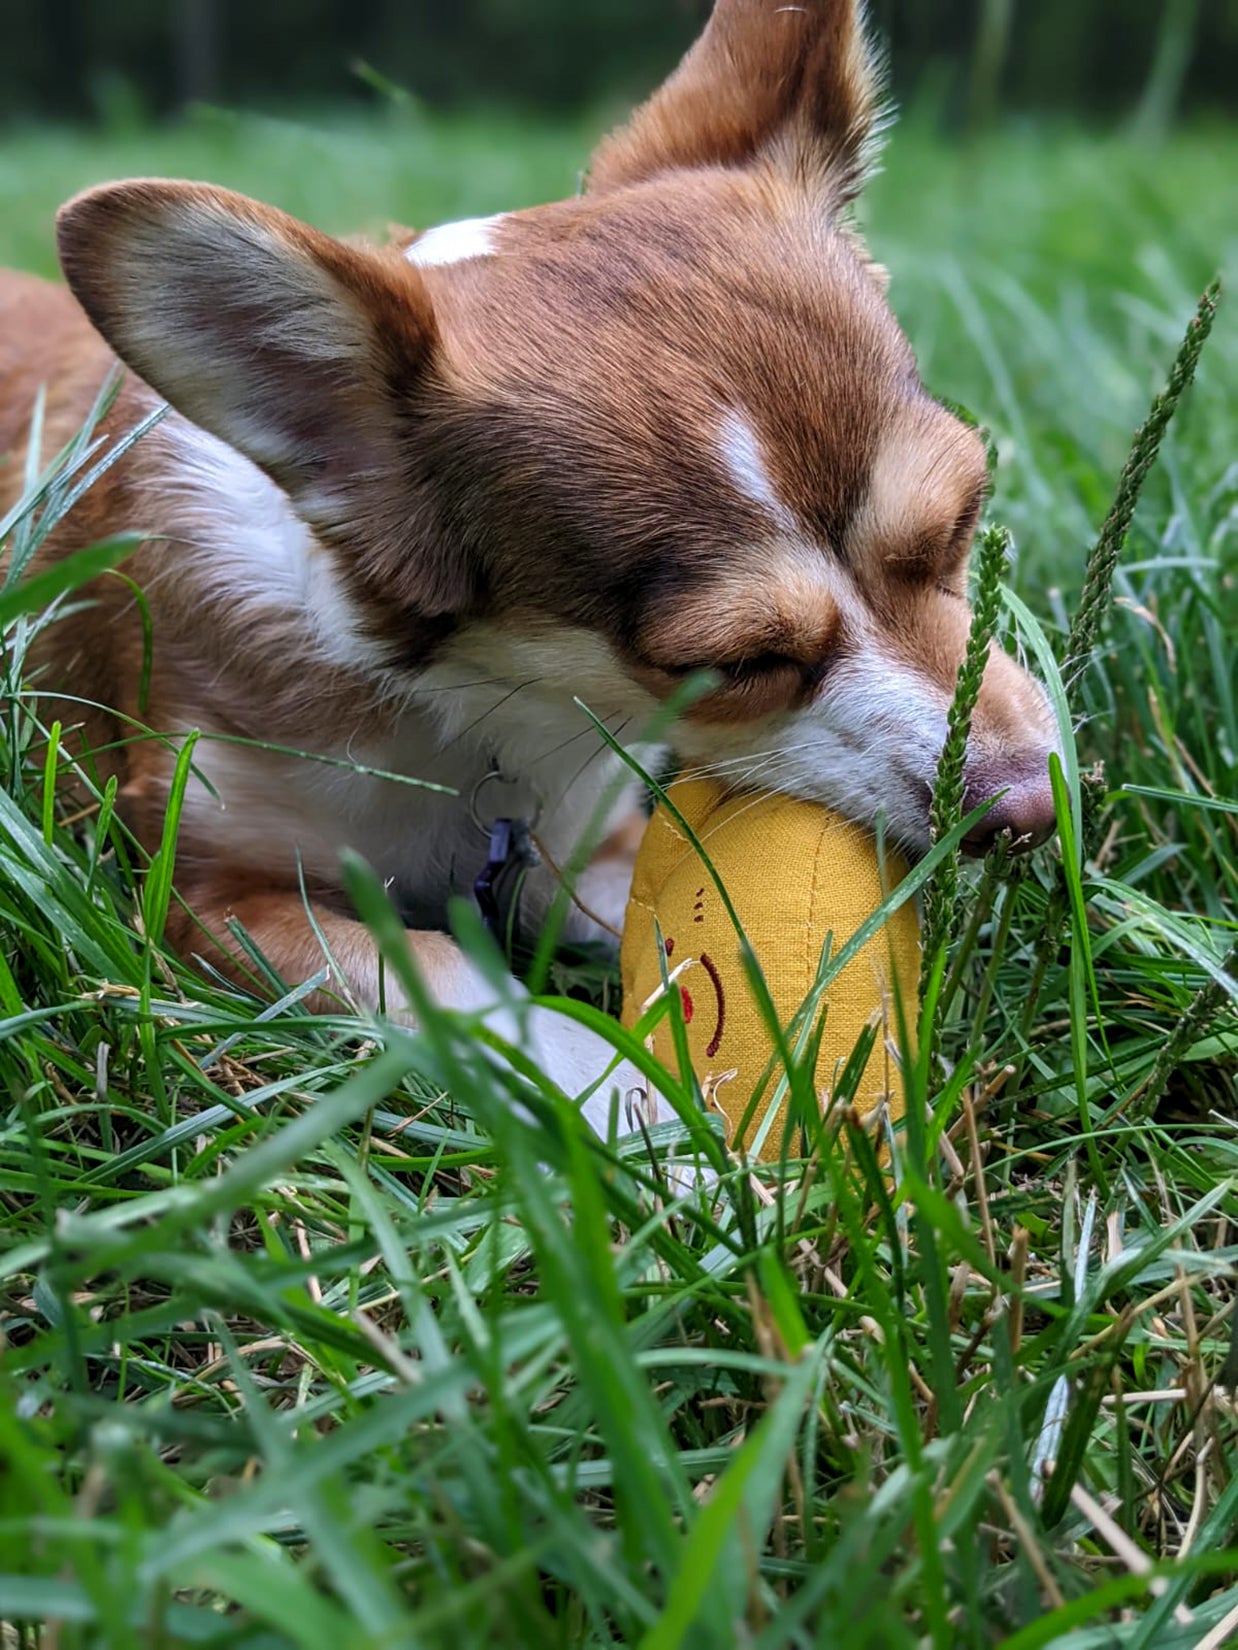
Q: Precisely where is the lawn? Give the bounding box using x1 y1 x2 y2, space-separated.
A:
1 102 1237 1648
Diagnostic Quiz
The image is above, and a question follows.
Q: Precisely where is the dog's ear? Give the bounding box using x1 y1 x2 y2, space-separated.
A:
57 181 471 617
589 0 885 203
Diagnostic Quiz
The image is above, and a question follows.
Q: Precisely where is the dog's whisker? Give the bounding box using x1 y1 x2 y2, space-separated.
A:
532 711 626 771
552 716 635 814
442 678 541 751
412 677 515 696
674 749 782 780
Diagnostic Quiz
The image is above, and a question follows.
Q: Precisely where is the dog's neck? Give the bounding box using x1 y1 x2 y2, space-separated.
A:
151 412 648 927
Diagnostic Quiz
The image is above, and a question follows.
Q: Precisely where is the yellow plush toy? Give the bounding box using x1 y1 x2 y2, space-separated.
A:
620 778 920 1161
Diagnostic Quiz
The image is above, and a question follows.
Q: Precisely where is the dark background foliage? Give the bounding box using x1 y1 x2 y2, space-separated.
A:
5 0 1235 128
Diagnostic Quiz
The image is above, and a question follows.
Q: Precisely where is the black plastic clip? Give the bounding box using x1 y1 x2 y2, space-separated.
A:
474 816 538 943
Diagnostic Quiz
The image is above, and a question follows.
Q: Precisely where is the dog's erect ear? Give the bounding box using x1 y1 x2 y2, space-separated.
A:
57 181 469 615
589 0 885 201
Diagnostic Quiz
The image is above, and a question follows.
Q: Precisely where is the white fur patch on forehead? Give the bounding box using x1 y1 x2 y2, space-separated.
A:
405 214 504 268
716 408 797 530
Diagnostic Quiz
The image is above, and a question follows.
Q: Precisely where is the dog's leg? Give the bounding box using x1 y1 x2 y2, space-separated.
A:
166 880 654 1137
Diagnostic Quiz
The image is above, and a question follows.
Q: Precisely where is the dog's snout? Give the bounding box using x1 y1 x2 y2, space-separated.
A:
962 758 1057 854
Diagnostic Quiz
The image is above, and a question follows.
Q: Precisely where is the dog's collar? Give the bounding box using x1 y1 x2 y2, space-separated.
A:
470 762 541 947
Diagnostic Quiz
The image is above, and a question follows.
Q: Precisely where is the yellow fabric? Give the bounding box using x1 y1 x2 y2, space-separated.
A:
620 778 920 1160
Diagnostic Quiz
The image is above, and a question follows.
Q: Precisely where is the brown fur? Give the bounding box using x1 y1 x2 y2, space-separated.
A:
0 1 1059 1104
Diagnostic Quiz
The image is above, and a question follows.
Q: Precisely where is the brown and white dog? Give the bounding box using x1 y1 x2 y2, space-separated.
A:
0 0 1058 1132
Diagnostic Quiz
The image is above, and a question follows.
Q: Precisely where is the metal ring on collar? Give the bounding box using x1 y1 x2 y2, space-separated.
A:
468 763 542 835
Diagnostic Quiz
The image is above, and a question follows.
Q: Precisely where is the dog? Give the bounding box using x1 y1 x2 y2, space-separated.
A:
0 0 1059 1135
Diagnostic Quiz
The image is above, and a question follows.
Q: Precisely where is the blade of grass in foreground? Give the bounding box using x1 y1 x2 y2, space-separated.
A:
1049 752 1108 1191
342 851 696 1579
0 533 143 627
640 1347 822 1650
2 1042 417 1280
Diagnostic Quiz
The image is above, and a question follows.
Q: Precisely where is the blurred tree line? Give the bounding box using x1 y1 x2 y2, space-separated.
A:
4 0 1234 129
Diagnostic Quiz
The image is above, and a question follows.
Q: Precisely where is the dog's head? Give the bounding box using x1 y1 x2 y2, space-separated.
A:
56 0 1059 854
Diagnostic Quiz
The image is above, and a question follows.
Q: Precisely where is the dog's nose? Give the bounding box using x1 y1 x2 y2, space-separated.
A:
961 759 1057 854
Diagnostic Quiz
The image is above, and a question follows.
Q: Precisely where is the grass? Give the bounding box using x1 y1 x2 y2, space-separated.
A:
1 100 1237 1647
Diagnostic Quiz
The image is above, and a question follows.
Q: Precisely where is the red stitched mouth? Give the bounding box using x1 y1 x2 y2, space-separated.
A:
698 952 726 1058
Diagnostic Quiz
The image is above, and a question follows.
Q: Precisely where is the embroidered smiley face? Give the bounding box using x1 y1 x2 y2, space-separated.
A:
663 887 727 1059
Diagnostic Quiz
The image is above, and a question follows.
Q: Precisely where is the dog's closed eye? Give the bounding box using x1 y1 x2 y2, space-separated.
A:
662 650 804 680
632 645 836 724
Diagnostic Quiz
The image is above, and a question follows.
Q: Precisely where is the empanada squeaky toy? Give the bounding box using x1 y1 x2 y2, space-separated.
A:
620 777 921 1161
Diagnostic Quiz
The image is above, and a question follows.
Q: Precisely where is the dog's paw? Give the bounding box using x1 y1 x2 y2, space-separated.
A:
388 936 653 1133
486 999 653 1136
508 1008 716 1197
